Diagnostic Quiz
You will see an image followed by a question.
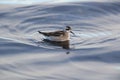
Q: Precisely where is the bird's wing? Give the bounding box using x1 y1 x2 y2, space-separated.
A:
49 31 64 36
38 30 65 36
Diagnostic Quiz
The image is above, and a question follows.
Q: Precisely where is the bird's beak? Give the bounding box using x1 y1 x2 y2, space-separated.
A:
70 31 75 35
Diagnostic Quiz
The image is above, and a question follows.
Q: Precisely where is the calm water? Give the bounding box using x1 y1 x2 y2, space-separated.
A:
0 2 120 80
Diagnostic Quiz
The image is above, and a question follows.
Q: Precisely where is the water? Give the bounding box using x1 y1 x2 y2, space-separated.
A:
0 2 120 80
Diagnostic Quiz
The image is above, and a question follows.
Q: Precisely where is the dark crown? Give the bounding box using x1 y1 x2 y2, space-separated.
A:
66 26 71 30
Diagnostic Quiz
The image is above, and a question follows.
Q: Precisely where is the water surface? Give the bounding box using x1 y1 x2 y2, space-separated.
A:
0 2 120 80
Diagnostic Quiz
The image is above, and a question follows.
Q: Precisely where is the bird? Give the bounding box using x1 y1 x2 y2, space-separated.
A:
38 26 74 42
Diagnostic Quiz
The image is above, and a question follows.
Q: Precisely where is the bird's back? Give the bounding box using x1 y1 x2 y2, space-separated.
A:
38 30 65 36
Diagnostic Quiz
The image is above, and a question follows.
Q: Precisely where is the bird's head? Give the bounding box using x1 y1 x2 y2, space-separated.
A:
66 26 71 31
65 26 75 35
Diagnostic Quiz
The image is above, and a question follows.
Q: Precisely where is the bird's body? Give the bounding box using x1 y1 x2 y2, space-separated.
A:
38 30 70 42
38 26 73 42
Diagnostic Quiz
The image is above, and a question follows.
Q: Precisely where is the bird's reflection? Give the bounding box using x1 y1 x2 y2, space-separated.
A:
43 39 70 49
66 51 70 54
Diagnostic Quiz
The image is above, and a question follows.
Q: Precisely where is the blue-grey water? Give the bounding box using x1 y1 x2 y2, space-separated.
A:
0 2 120 80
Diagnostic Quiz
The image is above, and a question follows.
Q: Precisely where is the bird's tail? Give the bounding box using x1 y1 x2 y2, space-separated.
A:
38 31 43 34
38 31 47 36
38 31 49 36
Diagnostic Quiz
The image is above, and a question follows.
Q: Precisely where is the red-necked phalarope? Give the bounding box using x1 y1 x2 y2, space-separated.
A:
38 26 74 42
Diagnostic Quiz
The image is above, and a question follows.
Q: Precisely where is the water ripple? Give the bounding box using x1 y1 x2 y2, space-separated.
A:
0 2 120 80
